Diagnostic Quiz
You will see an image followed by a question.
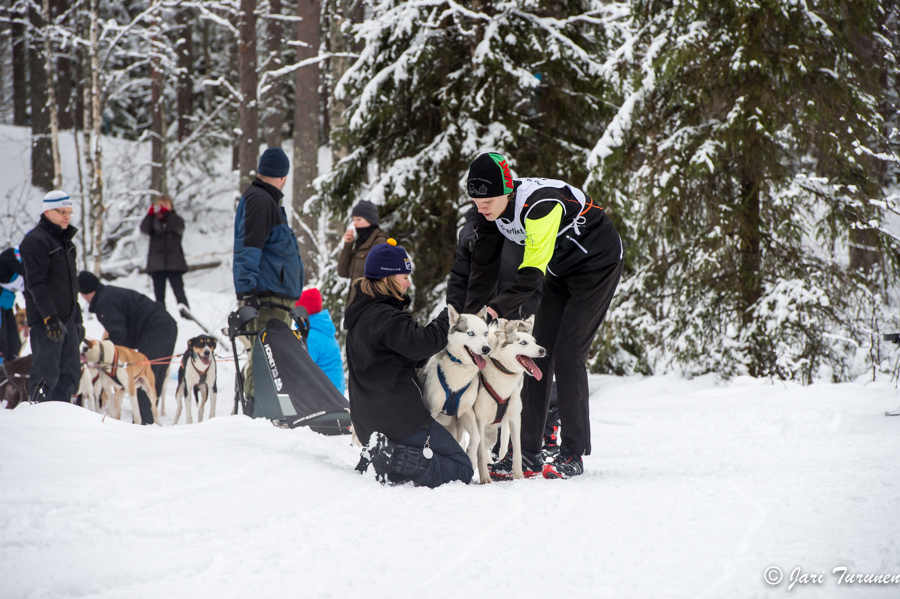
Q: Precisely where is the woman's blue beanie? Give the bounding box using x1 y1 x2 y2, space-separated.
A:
364 239 412 279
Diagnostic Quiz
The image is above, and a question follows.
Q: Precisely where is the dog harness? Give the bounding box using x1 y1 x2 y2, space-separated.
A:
191 351 211 385
479 373 511 424
96 343 119 379
437 365 470 417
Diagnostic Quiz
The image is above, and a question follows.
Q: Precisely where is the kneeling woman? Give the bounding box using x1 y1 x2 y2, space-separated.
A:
345 239 473 487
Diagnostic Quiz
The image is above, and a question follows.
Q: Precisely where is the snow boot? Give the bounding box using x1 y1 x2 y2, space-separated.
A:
488 448 543 480
356 432 395 479
543 447 584 479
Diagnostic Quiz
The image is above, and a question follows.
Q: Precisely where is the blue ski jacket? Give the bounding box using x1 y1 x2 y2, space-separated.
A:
233 179 304 300
302 309 346 394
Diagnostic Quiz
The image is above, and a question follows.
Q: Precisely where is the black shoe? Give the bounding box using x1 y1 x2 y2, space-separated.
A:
488 448 543 480
542 447 584 479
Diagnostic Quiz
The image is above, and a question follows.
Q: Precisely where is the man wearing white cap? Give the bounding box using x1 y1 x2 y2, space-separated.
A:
19 190 84 402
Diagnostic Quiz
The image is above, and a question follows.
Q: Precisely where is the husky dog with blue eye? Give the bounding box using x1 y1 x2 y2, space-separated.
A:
420 305 492 475
473 317 545 483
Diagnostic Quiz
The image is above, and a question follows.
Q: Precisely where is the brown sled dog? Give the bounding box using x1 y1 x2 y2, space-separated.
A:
81 339 160 425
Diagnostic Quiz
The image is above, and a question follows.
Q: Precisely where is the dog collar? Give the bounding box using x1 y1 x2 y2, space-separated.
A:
446 350 465 365
490 357 516 376
479 372 510 424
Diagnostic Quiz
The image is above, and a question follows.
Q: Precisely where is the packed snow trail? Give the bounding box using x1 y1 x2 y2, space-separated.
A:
2 374 899 599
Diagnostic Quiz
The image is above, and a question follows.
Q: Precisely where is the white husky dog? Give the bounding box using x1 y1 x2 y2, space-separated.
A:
473 317 545 483
420 305 492 472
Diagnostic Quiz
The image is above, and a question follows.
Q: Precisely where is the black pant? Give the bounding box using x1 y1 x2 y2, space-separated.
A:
0 307 22 362
521 259 624 457
395 422 473 488
150 271 189 308
134 319 178 424
29 318 81 402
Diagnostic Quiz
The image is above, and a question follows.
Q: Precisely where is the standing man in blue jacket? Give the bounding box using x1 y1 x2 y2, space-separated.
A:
233 148 305 405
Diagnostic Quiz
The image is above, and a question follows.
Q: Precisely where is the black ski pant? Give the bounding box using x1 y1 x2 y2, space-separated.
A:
29 318 81 402
134 319 177 424
151 271 189 309
394 422 473 488
521 259 624 457
0 307 22 362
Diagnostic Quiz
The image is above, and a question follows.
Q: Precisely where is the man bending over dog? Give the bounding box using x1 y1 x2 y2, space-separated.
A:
78 271 177 425
232 147 305 408
464 153 624 479
19 191 84 402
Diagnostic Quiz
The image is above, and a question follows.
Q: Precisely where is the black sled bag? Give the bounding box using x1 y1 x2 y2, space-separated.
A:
251 318 351 435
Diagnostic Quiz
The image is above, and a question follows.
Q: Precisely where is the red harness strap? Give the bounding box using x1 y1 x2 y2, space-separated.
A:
480 373 510 424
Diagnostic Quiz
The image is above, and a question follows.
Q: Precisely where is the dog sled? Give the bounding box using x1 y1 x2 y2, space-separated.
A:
227 302 351 435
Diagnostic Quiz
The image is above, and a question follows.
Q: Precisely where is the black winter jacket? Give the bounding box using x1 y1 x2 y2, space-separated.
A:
448 207 541 319
344 284 449 444
466 181 622 317
140 211 188 273
88 283 176 348
19 214 81 326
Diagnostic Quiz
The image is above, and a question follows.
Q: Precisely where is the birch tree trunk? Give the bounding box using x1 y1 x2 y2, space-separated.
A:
176 7 193 142
293 0 320 280
238 0 258 192
42 0 62 190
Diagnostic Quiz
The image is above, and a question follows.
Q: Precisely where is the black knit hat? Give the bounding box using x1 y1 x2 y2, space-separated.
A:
364 239 411 279
351 200 380 226
467 152 515 198
78 270 100 294
257 148 290 178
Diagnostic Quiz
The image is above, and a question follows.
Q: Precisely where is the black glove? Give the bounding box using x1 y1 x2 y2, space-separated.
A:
44 315 65 343
76 322 85 343
243 295 261 310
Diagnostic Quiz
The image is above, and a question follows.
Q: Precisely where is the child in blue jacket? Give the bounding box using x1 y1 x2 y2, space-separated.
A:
295 288 345 394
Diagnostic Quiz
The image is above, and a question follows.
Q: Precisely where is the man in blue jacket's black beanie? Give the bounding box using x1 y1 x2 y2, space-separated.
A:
232 148 305 405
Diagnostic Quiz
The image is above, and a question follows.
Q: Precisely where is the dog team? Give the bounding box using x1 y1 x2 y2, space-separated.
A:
4 147 623 486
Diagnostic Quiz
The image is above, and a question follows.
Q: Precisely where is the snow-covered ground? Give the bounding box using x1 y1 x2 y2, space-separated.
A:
3 125 900 599
2 369 900 598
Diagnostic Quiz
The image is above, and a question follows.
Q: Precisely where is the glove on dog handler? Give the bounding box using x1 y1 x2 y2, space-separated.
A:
227 301 351 435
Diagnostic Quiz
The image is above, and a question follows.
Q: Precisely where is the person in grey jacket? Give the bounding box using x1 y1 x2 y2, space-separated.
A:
337 200 389 306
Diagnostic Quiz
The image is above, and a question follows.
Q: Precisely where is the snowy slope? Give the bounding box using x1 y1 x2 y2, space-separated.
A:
2 374 899 599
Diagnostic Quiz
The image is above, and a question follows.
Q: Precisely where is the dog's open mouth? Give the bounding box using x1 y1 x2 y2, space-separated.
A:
200 355 211 366
517 355 543 380
465 347 487 369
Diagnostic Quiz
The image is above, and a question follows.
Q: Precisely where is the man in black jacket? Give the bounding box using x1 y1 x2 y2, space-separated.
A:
78 271 178 424
232 148 304 404
448 206 560 456
19 191 84 402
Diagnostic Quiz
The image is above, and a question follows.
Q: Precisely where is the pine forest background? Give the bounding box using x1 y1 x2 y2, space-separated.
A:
0 0 899 383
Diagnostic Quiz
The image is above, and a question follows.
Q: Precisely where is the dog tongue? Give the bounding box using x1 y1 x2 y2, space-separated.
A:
518 356 543 380
473 353 487 370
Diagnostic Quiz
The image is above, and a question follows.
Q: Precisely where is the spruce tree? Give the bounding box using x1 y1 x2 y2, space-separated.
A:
588 0 900 381
317 0 628 318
